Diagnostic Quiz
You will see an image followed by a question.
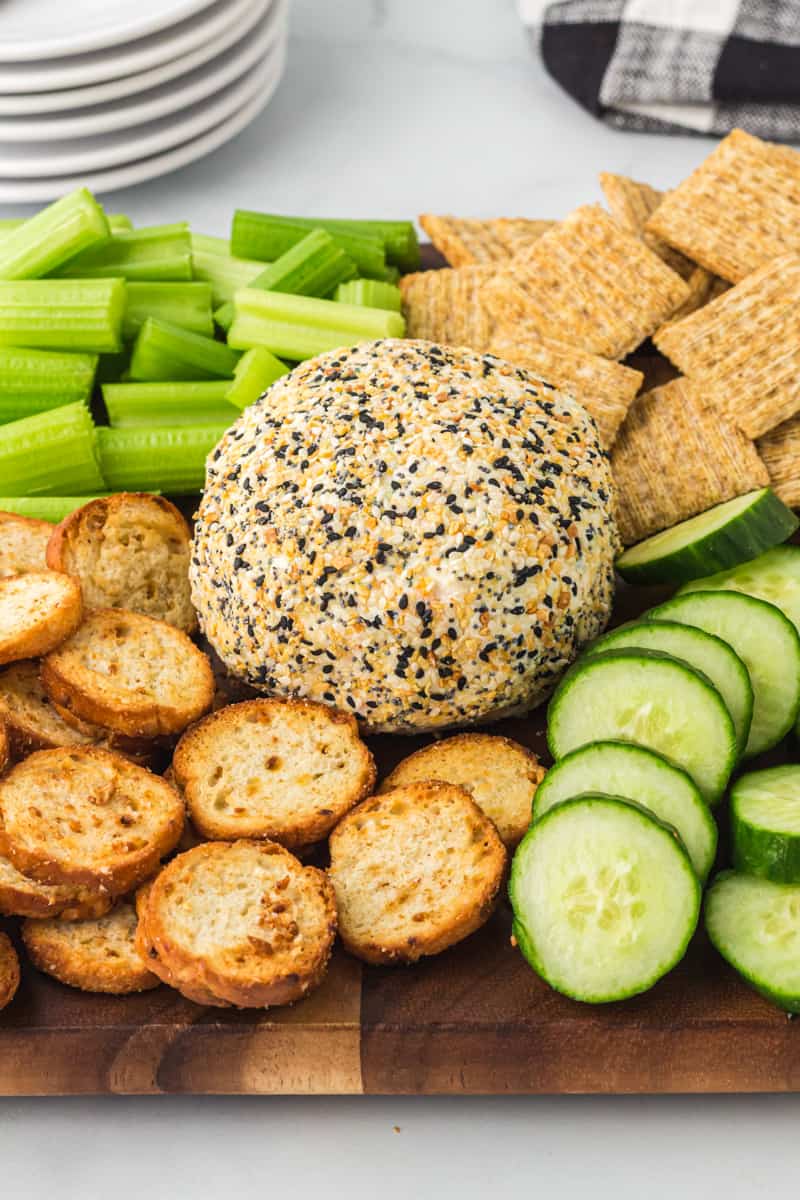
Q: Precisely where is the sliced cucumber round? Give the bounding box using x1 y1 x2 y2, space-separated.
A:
585 619 753 755
533 741 717 881
547 649 737 805
679 544 800 635
731 766 800 884
650 590 800 758
705 871 800 1014
510 794 701 1003
616 489 798 586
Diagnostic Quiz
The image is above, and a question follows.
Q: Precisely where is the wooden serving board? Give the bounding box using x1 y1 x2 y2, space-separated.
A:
2 247 799 1095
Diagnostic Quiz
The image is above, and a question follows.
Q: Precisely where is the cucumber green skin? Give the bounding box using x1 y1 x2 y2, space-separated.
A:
547 647 738 805
616 489 798 586
705 872 800 1015
731 778 800 885
510 793 701 1005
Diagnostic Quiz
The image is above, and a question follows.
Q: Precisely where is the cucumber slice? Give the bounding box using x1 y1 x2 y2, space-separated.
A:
650 591 800 758
731 766 800 884
679 544 800 634
616 489 798 585
534 742 717 881
547 649 737 805
705 872 800 1014
585 619 753 756
510 794 701 1003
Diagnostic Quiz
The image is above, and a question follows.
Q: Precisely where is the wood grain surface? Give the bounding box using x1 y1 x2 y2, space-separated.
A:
1 247 798 1095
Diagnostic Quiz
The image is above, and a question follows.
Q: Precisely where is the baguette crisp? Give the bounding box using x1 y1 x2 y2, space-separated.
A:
0 851 112 920
0 930 20 1011
0 571 82 666
0 511 51 579
22 902 160 994
134 877 231 1007
329 781 507 965
0 747 185 895
46 493 197 633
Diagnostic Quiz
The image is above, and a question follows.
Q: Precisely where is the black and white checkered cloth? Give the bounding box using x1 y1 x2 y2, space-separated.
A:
520 1 800 141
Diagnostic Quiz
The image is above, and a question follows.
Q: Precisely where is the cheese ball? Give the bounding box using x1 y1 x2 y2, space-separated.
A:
191 339 618 733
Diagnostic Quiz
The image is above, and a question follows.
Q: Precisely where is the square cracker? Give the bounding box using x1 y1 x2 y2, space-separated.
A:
757 417 800 508
418 214 553 267
481 205 691 360
400 265 642 447
611 376 768 545
654 253 800 439
645 129 800 283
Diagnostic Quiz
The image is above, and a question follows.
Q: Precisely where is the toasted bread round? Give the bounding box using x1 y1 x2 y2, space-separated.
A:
0 511 51 579
146 841 338 1008
41 608 214 738
46 494 197 634
329 781 507 965
379 734 545 848
0 659 154 764
134 877 230 1007
172 698 376 847
0 930 20 1010
0 571 82 666
0 747 185 895
0 851 112 920
22 902 161 994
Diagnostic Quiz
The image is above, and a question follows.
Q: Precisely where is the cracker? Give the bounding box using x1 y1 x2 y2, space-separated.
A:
418 214 553 267
757 417 800 508
481 205 690 360
645 129 800 283
599 171 696 279
611 377 768 544
400 264 642 448
654 253 800 439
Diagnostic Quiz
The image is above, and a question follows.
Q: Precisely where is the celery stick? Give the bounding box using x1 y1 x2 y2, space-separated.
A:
0 278 125 353
214 230 357 330
123 282 214 341
225 347 290 410
107 214 133 233
228 289 405 361
335 279 402 312
384 265 401 284
0 188 109 281
0 402 105 495
57 223 192 282
0 495 111 522
130 318 239 383
191 233 264 306
98 425 228 493
0 346 97 423
231 212 388 280
103 381 236 428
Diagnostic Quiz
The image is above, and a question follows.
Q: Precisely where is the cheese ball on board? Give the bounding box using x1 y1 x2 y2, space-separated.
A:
191 339 618 734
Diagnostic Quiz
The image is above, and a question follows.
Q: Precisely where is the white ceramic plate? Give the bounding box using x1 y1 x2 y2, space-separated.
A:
0 0 219 61
0 0 272 116
0 41 285 203
0 1 285 141
0 0 263 94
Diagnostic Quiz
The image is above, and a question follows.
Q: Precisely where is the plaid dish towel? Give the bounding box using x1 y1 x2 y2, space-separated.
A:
519 0 800 141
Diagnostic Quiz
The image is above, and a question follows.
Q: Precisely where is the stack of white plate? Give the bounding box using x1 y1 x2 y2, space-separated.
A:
0 0 288 202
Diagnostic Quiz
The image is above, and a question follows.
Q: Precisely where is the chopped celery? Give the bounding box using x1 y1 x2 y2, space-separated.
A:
335 279 402 312
57 223 192 281
98 425 228 492
231 212 388 280
0 188 109 281
130 318 240 382
123 282 214 340
103 381 236 428
227 289 405 361
230 213 418 272
0 278 126 353
214 230 356 330
0 495 111 522
107 214 134 233
0 347 97 423
191 233 264 306
225 347 290 410
0 402 105 495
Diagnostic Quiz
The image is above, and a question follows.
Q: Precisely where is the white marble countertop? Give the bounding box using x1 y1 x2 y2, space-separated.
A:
0 3 797 1195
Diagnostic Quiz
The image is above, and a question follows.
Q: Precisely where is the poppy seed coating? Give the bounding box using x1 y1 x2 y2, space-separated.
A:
190 339 618 733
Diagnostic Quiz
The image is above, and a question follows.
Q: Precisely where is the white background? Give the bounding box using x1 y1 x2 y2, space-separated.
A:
1 2 799 1195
